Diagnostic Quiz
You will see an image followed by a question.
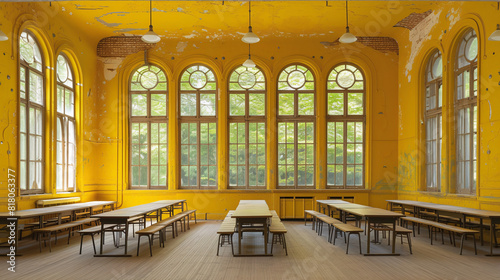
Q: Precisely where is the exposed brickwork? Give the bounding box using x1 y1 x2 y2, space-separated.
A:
97 36 156 57
394 10 433 30
321 37 399 55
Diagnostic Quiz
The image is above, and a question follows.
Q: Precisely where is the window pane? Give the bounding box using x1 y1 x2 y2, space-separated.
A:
180 94 197 116
279 94 294 115
200 94 216 116
298 93 314 115
328 92 344 115
249 94 265 116
229 94 245 116
131 94 147 116
151 94 167 116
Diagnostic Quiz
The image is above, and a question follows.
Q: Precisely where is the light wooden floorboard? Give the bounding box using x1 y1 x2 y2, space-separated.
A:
1 220 499 280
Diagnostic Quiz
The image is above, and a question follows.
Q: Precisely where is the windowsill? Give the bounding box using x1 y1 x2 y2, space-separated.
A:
125 188 370 193
418 191 477 198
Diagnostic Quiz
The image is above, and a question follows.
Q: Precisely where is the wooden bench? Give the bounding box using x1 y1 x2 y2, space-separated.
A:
136 210 197 256
304 210 323 230
216 213 236 256
33 218 99 252
330 223 363 254
269 217 288 255
77 224 116 254
317 215 342 237
385 225 413 254
401 216 478 255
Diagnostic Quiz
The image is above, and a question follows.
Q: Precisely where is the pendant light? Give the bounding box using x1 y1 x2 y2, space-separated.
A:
339 0 357 44
488 2 500 41
242 44 256 68
142 0 161 43
242 1 260 44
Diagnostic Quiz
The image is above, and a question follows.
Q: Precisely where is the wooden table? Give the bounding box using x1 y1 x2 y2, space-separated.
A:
91 200 185 257
316 200 350 214
0 201 115 255
231 200 272 256
339 207 404 256
387 199 500 256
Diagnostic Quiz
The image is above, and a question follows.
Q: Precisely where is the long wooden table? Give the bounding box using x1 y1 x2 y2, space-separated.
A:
317 200 404 256
0 201 116 255
387 199 500 256
91 200 185 257
231 200 272 256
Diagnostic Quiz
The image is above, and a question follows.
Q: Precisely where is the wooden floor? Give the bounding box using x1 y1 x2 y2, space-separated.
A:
2 220 499 279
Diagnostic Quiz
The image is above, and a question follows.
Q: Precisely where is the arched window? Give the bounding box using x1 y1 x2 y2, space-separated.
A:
129 65 168 189
326 64 365 189
425 50 442 192
179 65 217 189
277 64 315 189
455 29 478 194
19 30 44 194
56 54 76 192
228 66 266 189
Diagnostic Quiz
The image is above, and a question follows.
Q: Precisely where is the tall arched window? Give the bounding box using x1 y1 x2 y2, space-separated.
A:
425 50 442 192
19 30 45 194
56 54 76 192
455 29 478 194
129 65 168 189
277 64 315 189
326 64 365 189
179 65 217 189
228 66 266 189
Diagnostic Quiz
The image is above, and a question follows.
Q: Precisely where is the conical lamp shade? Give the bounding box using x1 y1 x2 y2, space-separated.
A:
489 24 500 41
242 58 256 68
339 30 357 44
0 29 8 41
142 27 160 43
242 30 260 44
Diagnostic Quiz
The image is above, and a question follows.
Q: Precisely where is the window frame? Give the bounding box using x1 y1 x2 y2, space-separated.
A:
326 63 366 189
454 29 478 195
424 50 443 192
178 64 218 189
276 64 316 189
56 53 76 192
19 30 45 195
128 64 169 189
227 66 267 189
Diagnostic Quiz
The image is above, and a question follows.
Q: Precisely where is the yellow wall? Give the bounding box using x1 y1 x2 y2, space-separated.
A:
0 2 99 210
395 2 500 211
8 1 499 216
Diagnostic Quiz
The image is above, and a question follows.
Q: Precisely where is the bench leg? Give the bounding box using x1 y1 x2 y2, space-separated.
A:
358 233 362 254
217 235 221 256
460 234 465 255
271 233 274 254
68 228 72 244
472 233 477 255
79 234 84 254
230 234 234 256
137 235 142 256
283 234 288 256
148 235 153 257
407 233 413 254
91 234 97 254
38 233 42 253
346 233 351 254
48 232 52 252
333 228 338 245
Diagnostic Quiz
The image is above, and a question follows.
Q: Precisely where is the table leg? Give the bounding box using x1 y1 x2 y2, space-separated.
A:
264 221 268 255
124 221 129 255
238 219 242 255
366 217 371 254
480 218 484 246
100 223 104 254
392 220 396 254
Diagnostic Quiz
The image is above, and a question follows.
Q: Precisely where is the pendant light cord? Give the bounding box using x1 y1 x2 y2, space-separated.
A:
150 0 153 27
248 44 251 59
249 1 252 29
345 0 349 28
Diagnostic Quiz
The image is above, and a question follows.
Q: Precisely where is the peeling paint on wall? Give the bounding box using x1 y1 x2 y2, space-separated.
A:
176 41 188 52
405 10 442 76
98 57 124 81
